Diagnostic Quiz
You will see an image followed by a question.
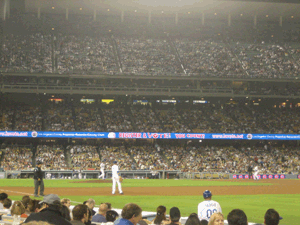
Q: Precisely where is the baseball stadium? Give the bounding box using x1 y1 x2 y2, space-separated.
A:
0 0 300 225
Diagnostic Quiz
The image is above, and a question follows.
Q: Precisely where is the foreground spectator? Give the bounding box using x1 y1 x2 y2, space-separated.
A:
186 213 201 225
208 212 224 225
11 201 27 218
1 198 12 214
264 209 281 225
115 203 142 225
106 210 119 224
61 205 72 221
61 198 71 208
84 199 96 216
152 205 167 224
227 209 248 225
0 192 8 209
24 194 72 225
169 207 181 225
71 204 89 225
92 203 108 222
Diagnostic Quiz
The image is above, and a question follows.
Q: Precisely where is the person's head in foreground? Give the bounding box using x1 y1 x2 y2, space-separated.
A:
153 205 167 224
121 203 142 225
185 213 201 225
208 212 224 225
170 207 181 223
227 209 248 225
106 210 119 222
72 204 89 224
264 209 281 225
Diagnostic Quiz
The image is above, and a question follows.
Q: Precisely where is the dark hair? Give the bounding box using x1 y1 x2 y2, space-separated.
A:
11 201 26 216
227 209 247 225
61 205 71 221
106 210 119 222
105 202 112 210
22 195 34 211
32 200 42 212
200 220 208 225
153 205 167 224
264 209 279 225
121 203 142 220
0 193 8 201
73 204 89 221
185 213 201 225
3 198 12 209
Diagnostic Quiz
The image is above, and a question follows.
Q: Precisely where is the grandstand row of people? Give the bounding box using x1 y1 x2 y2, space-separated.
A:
0 192 282 225
1 14 300 78
0 103 299 134
1 143 299 174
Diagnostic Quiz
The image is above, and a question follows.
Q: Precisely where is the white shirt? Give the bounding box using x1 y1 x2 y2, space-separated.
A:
198 200 222 221
112 164 119 178
254 166 259 172
100 163 105 170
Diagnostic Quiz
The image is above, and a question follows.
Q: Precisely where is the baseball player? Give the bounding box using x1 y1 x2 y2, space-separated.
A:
99 162 105 180
253 165 260 180
111 161 123 195
198 190 222 222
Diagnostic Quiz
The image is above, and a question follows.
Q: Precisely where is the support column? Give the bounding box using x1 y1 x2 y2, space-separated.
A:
93 9 97 21
175 12 178 26
279 16 282 27
228 14 231 27
66 8 69 20
121 10 124 23
3 0 7 21
148 10 151 24
254 15 257 28
202 13 205 25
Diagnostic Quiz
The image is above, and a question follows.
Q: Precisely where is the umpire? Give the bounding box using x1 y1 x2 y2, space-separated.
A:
34 161 44 197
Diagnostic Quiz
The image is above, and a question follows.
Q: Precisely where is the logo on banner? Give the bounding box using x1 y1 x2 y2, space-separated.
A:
239 175 243 179
263 175 267 179
280 175 285 179
247 134 253 140
268 175 273 179
298 175 300 179
233 175 237 179
257 175 261 179
275 175 279 179
245 175 249 179
32 131 38 138
108 132 116 139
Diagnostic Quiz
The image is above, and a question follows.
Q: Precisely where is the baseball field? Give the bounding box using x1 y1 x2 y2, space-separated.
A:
1 179 299 225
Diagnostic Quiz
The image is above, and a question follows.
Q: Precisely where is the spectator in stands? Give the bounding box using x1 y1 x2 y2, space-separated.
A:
61 205 71 221
24 194 72 225
264 209 281 225
0 193 8 209
105 202 112 210
71 204 89 225
208 212 224 225
115 203 142 225
92 203 108 222
227 209 248 225
10 201 27 218
186 213 201 225
106 210 119 224
84 199 96 216
2 198 12 213
152 205 167 225
61 198 71 208
200 220 208 225
22 195 34 216
32 200 42 213
169 207 181 225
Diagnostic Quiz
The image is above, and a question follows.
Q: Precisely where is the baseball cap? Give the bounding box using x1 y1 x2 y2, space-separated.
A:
170 207 180 221
113 161 117 164
40 194 60 204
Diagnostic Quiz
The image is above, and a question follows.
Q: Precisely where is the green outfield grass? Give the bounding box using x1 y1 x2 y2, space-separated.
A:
1 179 273 188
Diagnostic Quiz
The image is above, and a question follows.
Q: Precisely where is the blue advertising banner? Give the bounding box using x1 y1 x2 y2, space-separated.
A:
233 174 286 179
0 131 300 140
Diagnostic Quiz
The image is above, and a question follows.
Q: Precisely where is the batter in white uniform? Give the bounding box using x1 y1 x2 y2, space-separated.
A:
112 161 123 195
